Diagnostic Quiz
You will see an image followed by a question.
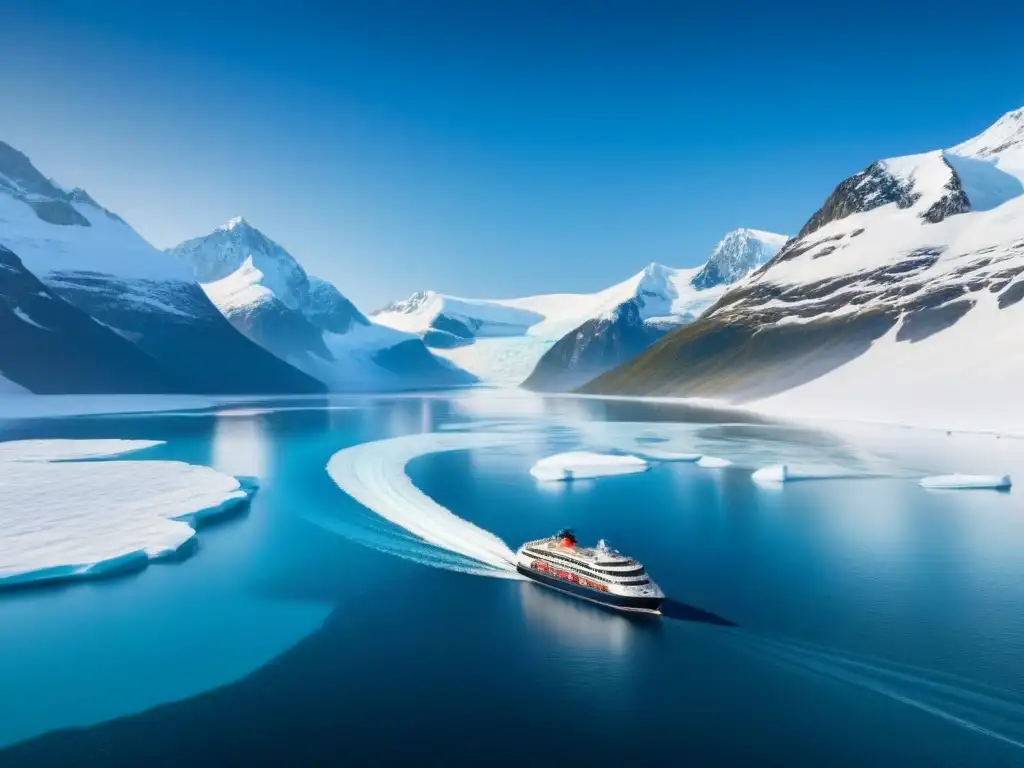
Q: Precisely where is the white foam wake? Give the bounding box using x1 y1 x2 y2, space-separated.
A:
325 432 526 579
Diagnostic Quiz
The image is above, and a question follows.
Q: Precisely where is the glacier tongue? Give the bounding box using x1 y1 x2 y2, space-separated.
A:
375 227 787 388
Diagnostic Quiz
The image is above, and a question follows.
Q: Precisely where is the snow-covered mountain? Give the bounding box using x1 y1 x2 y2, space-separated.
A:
169 219 473 391
521 229 788 390
0 141 324 395
0 245 186 394
373 228 786 386
584 107 1024 431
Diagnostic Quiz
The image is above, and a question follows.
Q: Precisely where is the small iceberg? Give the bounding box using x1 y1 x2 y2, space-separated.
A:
530 451 649 482
0 439 258 591
919 474 1012 490
752 463 864 483
696 456 732 468
753 464 790 483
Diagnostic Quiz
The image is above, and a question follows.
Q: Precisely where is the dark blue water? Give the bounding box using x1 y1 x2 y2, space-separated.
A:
1 393 1023 766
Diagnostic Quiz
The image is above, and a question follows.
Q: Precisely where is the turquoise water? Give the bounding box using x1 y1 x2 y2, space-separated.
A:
1 392 1023 766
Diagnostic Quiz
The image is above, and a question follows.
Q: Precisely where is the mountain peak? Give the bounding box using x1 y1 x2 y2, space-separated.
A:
170 219 309 309
218 216 251 232
691 228 788 291
951 105 1024 161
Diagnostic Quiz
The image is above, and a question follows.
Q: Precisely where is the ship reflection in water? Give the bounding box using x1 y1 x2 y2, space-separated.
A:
517 581 634 654
518 579 738 648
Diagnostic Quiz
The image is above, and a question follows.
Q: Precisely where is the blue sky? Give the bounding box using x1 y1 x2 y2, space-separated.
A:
1 0 1023 309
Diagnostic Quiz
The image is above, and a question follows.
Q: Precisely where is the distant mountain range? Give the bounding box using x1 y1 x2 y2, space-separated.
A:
6 103 1023 425
582 106 1024 429
168 218 473 391
374 228 787 387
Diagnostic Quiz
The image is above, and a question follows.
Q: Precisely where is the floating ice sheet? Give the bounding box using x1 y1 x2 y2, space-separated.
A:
752 463 865 483
0 438 162 462
530 451 649 482
0 439 256 589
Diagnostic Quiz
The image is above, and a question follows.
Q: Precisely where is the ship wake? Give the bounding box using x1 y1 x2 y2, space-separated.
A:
323 432 526 579
726 631 1024 752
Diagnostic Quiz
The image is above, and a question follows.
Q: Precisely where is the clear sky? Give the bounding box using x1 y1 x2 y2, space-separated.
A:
1 0 1023 310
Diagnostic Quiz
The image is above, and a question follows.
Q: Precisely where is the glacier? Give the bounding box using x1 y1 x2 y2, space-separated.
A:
375 228 787 388
0 439 257 590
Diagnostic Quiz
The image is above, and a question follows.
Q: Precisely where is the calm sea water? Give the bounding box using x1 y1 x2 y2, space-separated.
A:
1 392 1023 766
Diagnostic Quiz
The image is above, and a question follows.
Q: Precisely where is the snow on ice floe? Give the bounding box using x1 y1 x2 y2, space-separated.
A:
530 451 649 482
696 456 733 468
0 438 162 462
0 439 257 590
751 463 865 483
919 474 1012 490
326 432 525 578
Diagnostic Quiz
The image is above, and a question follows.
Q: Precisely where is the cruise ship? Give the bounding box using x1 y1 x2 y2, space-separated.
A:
515 530 664 614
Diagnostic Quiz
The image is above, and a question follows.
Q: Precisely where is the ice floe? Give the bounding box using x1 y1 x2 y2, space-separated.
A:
530 451 649 481
0 439 257 590
752 463 864 483
919 474 1012 490
326 432 525 578
0 438 162 462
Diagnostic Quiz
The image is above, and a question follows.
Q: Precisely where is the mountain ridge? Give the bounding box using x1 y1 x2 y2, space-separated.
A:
0 141 325 395
170 218 472 391
579 106 1024 430
374 227 786 386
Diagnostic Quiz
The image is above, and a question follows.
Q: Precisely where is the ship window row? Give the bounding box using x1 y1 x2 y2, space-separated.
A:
533 557 611 585
529 553 649 586
526 548 644 578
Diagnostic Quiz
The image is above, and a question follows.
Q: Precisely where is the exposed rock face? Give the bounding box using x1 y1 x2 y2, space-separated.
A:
304 276 369 335
522 299 663 391
798 162 919 238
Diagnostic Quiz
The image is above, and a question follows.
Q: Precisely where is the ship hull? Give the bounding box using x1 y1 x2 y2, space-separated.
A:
517 565 663 614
